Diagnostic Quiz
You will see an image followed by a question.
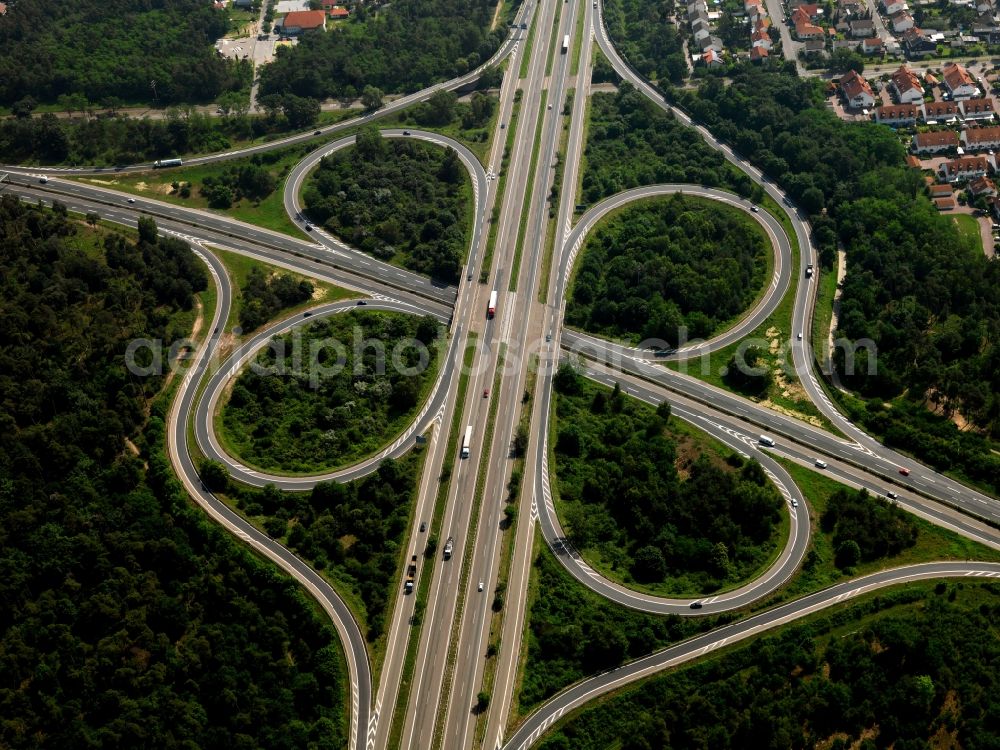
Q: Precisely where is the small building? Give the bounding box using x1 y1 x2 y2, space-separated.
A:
750 45 770 63
890 10 915 31
933 196 957 210
929 183 953 197
876 103 919 126
862 37 884 54
902 27 937 55
961 125 1000 150
912 130 959 153
278 9 328 34
922 100 960 123
890 65 924 104
938 154 993 181
960 97 996 121
802 38 828 55
849 18 875 37
752 28 773 48
702 48 724 67
942 62 979 99
968 175 998 196
883 0 908 12
906 154 923 168
840 69 876 109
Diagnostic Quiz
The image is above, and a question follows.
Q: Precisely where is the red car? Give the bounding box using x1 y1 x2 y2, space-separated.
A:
483 389 489 398
898 467 910 476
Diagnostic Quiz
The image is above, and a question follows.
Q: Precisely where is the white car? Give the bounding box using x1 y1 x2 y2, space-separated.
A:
750 205 759 212
815 459 827 469
797 332 803 340
478 580 484 592
791 499 799 508
127 197 135 203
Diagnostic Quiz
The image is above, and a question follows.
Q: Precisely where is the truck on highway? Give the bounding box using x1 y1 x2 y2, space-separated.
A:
153 158 183 168
404 554 417 594
562 34 569 53
461 425 473 458
443 537 454 559
488 290 498 318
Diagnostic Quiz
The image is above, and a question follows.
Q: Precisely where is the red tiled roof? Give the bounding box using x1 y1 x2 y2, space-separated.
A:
943 62 975 91
840 70 874 101
969 175 996 194
963 126 1000 144
282 9 326 28
941 155 990 173
913 130 959 148
750 46 769 60
923 101 959 117
891 65 923 95
906 154 922 168
877 104 918 118
933 197 956 209
328 6 349 16
929 183 953 195
961 97 995 113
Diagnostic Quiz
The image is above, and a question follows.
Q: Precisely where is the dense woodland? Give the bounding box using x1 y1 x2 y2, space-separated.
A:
671 67 1000 484
221 310 442 473
822 488 918 569
303 129 472 282
205 454 423 643
0 0 245 107
238 266 315 333
603 0 687 84
258 0 506 99
538 583 1000 750
567 195 767 344
552 367 784 593
0 199 347 748
579 86 759 209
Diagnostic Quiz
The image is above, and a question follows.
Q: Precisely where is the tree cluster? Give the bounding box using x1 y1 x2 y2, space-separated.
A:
580 85 759 209
218 454 424 642
821 488 918 569
539 584 1000 750
603 0 687 84
0 198 346 748
567 195 767 344
303 129 471 282
201 161 279 210
552 368 784 592
221 310 443 472
0 0 245 107
258 0 505 100
238 266 314 332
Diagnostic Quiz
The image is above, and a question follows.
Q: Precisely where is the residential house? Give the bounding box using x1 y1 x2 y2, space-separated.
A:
938 154 994 181
692 18 712 40
922 100 961 123
924 72 939 87
750 45 770 63
794 7 825 36
875 103 919 126
839 0 864 12
702 48 724 67
960 97 996 121
929 183 953 199
798 3 821 18
849 18 875 37
278 9 327 34
912 130 959 152
688 2 709 21
883 0 908 12
934 196 957 209
802 38 828 54
840 70 876 108
942 62 979 99
905 154 923 168
890 10 915 31
961 125 1000 150
902 27 936 55
969 175 998 196
746 0 766 21
752 28 773 48
699 35 724 51
835 17 851 33
890 65 925 103
862 37 885 54
319 0 349 15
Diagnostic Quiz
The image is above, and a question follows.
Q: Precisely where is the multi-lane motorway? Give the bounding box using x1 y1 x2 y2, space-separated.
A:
5 1 1000 748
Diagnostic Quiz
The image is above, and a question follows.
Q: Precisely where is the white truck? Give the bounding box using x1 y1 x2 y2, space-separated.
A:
443 537 454 559
461 425 473 458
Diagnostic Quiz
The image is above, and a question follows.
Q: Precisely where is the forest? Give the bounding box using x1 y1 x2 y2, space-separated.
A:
238 266 315 333
671 66 1000 480
220 310 443 473
258 0 507 100
0 199 347 748
567 195 767 344
0 95 325 166
551 366 784 593
0 0 245 107
538 582 1000 750
603 0 687 84
303 129 472 282
822 487 918 569
579 85 760 210
207 454 423 643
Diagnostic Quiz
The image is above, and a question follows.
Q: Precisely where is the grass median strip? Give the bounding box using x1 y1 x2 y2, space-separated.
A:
569 0 586 77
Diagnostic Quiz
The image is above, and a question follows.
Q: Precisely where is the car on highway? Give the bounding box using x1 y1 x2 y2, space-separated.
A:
303 312 312 317
444 537 454 559
898 467 910 476
313 130 321 135
815 459 827 469
690 601 703 609
38 176 48 184
797 332 802 340
403 130 411 135
357 300 368 306
545 333 552 342
478 580 484 592
127 197 135 203
791 499 798 508
759 435 775 447
547 103 552 110
483 388 489 398
419 521 427 532
750 204 759 212
305 223 313 230
887 491 898 500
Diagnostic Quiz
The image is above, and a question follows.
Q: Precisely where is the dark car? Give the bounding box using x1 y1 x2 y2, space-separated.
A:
357 300 368 306
403 130 411 136
690 601 703 609
303 312 312 317
419 521 427 532
887 491 898 500
313 130 322 135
